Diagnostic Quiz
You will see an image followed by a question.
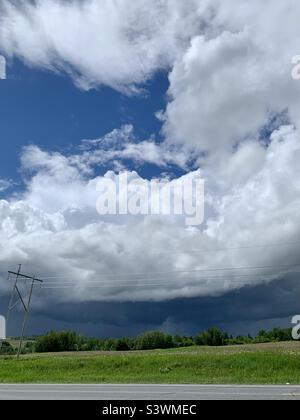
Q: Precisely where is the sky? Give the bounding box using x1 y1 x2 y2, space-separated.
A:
1 0 300 338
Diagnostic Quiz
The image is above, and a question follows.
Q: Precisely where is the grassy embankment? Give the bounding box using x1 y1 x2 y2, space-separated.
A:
1 342 300 384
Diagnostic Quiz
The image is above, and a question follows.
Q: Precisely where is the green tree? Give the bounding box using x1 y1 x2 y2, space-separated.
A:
255 330 271 343
135 331 174 350
116 337 133 351
0 341 15 355
35 331 79 353
103 338 118 351
195 328 228 346
173 335 194 348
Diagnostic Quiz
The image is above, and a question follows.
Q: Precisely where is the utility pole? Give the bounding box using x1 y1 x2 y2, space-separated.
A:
6 265 43 359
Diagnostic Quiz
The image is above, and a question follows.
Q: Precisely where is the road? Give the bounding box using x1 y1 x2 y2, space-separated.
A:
1 384 300 400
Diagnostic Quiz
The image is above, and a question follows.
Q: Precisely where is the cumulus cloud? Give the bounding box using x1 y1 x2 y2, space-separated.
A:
163 0 300 160
0 0 202 93
0 124 299 309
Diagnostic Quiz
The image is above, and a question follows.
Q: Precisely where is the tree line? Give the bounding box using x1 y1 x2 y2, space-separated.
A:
0 326 296 355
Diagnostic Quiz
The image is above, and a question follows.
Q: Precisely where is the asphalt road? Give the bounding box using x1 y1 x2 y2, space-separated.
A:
1 384 300 400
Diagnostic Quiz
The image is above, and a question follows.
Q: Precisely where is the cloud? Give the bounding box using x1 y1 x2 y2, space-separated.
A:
0 0 202 93
0 124 299 310
163 0 300 160
1 276 298 337
0 179 11 192
79 125 190 170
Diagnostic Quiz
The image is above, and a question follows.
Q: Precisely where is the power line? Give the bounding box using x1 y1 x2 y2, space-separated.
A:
40 239 300 281
42 262 300 283
120 240 300 258
42 269 300 287
1 241 300 280
42 270 300 290
41 278 281 290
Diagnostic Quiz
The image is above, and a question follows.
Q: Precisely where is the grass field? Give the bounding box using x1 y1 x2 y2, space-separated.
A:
1 342 300 384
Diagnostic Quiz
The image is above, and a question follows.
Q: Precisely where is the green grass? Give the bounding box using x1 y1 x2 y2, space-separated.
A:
1 342 300 384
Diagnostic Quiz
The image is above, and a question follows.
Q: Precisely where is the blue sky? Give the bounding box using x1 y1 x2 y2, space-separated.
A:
0 59 170 187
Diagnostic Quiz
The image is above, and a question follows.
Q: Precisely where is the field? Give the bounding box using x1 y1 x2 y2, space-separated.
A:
1 342 300 384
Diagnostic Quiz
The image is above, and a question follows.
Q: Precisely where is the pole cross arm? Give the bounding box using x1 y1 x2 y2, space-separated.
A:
8 271 43 283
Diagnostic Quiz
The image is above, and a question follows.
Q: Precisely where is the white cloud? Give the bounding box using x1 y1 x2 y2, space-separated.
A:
19 140 200 222
163 0 300 160
0 179 11 192
79 125 190 170
0 0 202 93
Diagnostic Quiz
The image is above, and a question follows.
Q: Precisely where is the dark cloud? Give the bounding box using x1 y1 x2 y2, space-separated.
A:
1 277 299 338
